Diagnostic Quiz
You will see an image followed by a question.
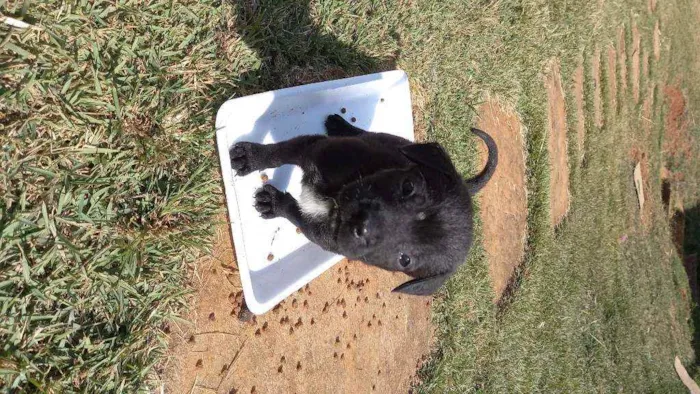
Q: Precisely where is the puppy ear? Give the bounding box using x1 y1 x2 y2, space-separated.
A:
391 272 452 296
400 143 457 177
400 143 460 199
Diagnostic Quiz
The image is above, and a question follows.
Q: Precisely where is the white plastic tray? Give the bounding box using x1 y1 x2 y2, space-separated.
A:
215 70 414 314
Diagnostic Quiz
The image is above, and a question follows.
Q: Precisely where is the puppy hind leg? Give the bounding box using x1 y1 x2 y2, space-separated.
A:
324 114 366 137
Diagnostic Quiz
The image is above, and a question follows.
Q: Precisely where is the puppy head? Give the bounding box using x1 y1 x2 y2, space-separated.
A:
334 143 474 295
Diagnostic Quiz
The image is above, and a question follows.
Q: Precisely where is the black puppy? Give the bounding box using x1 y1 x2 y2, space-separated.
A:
230 114 497 295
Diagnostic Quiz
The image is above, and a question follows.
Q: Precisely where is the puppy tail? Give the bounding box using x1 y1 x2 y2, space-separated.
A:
465 128 498 194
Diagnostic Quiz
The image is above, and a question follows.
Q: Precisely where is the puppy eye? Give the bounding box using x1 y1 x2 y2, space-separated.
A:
398 253 411 267
401 179 415 197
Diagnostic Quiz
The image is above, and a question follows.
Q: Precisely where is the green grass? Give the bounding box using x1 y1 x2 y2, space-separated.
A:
411 0 700 391
0 1 236 391
1 0 699 392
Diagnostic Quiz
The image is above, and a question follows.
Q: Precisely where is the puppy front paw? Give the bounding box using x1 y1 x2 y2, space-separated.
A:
230 142 264 176
254 184 290 219
324 114 356 136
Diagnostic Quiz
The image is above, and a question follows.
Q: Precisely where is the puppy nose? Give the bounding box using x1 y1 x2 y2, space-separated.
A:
352 218 369 239
351 210 373 240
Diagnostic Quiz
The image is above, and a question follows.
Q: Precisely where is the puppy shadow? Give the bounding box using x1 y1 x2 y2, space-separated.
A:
671 204 700 368
229 0 397 190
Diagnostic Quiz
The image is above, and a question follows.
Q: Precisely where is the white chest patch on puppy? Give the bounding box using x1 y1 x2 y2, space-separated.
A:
299 184 332 219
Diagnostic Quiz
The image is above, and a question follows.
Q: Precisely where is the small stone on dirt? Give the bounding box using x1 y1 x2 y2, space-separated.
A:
238 303 254 323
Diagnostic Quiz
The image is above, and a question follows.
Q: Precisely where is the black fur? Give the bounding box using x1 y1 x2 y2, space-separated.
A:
230 114 498 295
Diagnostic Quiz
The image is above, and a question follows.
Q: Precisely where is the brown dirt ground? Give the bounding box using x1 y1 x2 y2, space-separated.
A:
663 85 693 162
162 216 434 394
572 62 586 161
653 21 661 61
476 98 528 301
632 24 641 103
545 60 571 228
618 27 628 97
592 47 604 128
607 45 619 115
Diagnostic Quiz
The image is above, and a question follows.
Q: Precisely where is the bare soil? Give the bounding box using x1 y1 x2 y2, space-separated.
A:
545 61 571 228
654 21 661 61
476 98 528 301
663 85 693 162
572 62 586 161
163 216 433 394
